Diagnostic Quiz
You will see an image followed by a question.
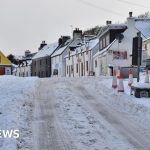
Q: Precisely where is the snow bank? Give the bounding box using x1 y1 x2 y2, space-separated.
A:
0 76 39 150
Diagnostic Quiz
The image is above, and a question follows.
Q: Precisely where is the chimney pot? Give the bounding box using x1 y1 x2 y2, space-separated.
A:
129 12 133 17
106 20 112 25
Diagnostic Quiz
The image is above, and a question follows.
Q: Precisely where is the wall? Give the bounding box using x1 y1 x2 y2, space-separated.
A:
16 65 31 77
32 56 51 78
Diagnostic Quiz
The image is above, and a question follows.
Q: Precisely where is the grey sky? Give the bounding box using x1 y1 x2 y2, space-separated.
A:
0 0 149 56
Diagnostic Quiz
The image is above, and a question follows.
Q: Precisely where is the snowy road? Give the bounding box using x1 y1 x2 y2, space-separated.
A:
32 77 150 150
33 79 76 150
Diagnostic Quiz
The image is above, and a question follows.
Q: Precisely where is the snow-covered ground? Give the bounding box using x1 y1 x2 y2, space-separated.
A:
0 75 150 150
0 76 39 150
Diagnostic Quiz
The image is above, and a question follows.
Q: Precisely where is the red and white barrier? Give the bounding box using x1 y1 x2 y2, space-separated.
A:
118 72 124 93
112 69 117 89
128 68 133 87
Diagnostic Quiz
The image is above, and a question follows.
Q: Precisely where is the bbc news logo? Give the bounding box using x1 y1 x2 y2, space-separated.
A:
0 130 19 138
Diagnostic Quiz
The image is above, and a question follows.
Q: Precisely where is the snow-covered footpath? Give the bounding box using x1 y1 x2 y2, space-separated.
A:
0 76 39 150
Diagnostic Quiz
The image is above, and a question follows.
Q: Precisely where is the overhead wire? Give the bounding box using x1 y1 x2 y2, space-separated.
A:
116 0 150 9
75 0 126 17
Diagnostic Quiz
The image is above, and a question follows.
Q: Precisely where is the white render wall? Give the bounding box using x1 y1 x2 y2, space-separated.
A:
93 17 143 76
15 65 31 77
143 40 150 60
51 55 63 77
65 50 92 77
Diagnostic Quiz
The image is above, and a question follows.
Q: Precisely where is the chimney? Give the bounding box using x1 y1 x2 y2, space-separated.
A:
58 38 63 46
39 41 47 51
106 20 112 25
58 36 71 46
129 12 133 17
25 50 31 57
73 28 82 40
127 12 135 29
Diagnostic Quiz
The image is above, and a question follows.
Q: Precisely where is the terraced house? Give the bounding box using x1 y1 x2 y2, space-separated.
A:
32 41 58 78
93 12 150 77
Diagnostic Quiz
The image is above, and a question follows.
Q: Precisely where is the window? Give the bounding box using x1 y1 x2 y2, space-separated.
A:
102 38 105 48
95 60 97 68
86 61 88 71
144 44 147 50
86 51 88 55
67 66 68 74
76 64 78 73
69 51 70 60
59 56 61 61
100 40 102 49
40 60 42 65
106 35 109 46
71 65 74 73
34 61 36 66
35 72 36 76
46 59 48 65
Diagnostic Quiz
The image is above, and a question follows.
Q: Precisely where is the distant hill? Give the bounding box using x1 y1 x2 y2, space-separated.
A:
83 26 102 36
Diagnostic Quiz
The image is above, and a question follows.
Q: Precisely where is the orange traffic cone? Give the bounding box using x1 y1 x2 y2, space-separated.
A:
145 69 149 83
118 72 124 92
112 69 117 89
128 69 133 87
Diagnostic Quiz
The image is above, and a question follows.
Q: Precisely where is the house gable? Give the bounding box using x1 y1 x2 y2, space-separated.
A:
0 51 12 65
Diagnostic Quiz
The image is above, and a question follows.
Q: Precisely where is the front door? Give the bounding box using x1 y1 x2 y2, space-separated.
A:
0 67 5 75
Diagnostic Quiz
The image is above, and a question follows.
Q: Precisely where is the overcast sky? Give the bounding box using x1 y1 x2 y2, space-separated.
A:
0 0 150 56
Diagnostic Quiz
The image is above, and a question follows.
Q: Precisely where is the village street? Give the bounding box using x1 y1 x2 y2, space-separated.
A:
32 77 150 150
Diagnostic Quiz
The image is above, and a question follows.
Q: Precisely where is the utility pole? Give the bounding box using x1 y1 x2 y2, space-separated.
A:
137 32 141 82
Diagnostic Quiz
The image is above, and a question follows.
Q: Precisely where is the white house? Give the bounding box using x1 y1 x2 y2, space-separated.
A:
93 12 150 76
51 36 71 77
51 28 83 77
15 60 32 77
65 37 99 77
14 50 36 77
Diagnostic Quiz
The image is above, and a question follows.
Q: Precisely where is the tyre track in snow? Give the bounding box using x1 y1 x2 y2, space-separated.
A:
66 79 150 150
32 79 76 150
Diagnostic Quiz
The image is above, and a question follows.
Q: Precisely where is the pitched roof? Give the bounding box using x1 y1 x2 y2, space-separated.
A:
135 19 150 39
51 45 68 57
65 38 99 58
88 38 99 50
0 51 12 65
32 42 58 59
93 40 116 58
97 24 127 38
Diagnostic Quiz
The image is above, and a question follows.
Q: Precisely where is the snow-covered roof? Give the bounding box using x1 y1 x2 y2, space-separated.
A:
88 38 99 50
12 64 18 68
51 45 68 57
98 24 127 37
93 40 116 58
135 19 150 39
32 42 58 59
64 38 99 58
27 60 32 66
